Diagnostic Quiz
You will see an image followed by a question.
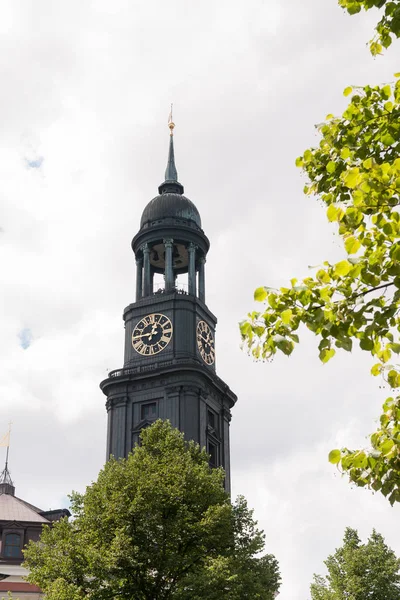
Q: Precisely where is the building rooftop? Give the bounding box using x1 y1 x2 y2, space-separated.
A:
0 493 50 524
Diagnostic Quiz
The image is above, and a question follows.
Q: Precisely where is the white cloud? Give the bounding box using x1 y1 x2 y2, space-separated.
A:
1 1 399 597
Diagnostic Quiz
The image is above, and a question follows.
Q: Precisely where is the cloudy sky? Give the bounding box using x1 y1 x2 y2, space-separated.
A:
1 1 399 597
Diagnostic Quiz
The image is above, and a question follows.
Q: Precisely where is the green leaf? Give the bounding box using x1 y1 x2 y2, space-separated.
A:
240 321 253 337
316 269 330 283
320 287 332 302
382 397 394 412
343 86 353 97
295 156 303 167
336 337 353 352
327 204 338 222
362 157 373 169
254 287 268 302
304 149 313 163
388 370 400 388
344 236 361 255
276 339 294 356
334 260 352 277
320 348 336 363
380 439 394 456
360 337 374 351
328 449 341 464
381 413 390 427
382 133 395 146
352 451 367 468
327 161 337 174
281 309 292 324
268 293 278 309
371 363 382 376
342 167 361 189
370 41 383 55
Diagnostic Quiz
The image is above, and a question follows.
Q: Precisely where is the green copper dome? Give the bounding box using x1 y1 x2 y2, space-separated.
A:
140 130 201 229
140 192 201 228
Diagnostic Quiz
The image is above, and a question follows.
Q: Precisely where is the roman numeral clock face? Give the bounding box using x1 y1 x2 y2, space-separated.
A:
132 313 173 356
197 320 215 365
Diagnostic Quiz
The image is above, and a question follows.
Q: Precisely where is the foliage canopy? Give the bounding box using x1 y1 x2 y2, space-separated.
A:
339 0 400 54
310 527 400 599
24 421 280 600
241 76 400 503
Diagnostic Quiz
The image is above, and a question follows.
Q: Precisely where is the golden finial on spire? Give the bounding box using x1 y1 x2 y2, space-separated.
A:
168 103 175 136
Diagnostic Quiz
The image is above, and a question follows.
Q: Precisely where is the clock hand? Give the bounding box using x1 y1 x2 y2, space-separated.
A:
132 332 153 340
133 321 159 340
147 323 159 341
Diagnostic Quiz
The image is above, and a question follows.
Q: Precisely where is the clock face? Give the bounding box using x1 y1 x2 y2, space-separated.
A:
132 313 173 356
197 320 215 365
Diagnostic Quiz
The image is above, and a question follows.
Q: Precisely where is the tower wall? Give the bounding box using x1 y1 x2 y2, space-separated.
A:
103 364 234 493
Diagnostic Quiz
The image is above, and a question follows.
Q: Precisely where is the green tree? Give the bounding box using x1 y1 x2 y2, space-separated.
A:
310 526 400 599
241 76 400 504
338 0 400 55
24 421 280 600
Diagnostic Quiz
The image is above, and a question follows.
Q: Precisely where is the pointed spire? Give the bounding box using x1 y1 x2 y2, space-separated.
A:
165 134 178 182
0 423 14 495
158 105 184 195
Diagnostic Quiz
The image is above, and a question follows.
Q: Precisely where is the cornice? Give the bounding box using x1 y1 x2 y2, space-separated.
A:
100 360 237 408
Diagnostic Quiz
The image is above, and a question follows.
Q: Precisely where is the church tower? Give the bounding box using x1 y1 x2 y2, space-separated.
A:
100 117 237 492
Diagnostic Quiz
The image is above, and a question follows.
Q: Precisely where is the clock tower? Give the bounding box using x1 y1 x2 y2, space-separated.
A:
100 118 237 492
